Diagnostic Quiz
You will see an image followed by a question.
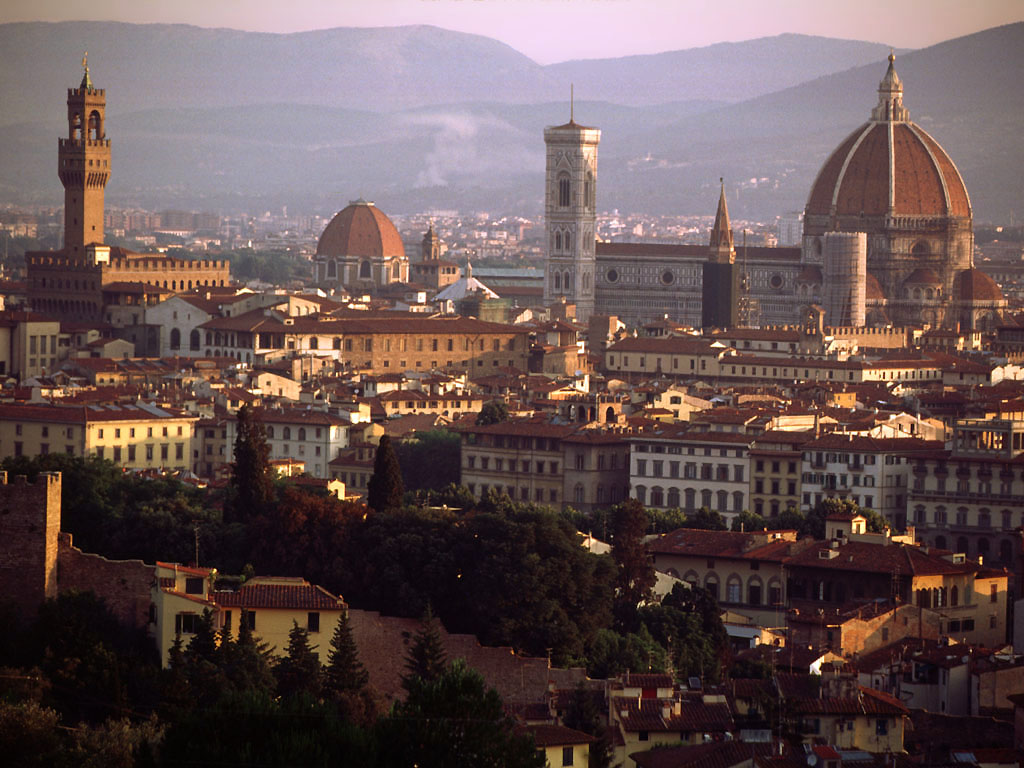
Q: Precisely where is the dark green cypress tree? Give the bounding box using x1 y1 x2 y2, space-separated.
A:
229 404 275 522
402 605 447 692
324 610 368 696
229 608 276 695
275 621 323 701
366 435 404 513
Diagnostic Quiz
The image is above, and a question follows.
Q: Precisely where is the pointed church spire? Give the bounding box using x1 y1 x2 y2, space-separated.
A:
570 83 575 124
80 52 92 90
709 178 735 263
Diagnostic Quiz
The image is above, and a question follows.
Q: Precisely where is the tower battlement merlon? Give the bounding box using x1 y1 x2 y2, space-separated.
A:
67 88 105 98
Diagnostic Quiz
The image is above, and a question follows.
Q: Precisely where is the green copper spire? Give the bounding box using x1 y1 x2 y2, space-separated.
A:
80 52 92 90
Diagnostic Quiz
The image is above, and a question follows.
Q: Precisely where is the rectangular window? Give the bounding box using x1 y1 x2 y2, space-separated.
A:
175 613 198 634
161 444 169 460
185 577 204 595
308 612 320 633
562 746 574 766
128 445 136 461
176 443 184 460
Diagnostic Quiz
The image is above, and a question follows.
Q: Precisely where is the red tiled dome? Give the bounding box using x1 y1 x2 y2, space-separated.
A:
903 267 942 285
806 122 970 219
954 268 1004 303
805 58 970 222
316 200 404 259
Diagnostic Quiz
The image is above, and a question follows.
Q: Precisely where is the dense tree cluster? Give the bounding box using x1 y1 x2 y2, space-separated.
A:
2 447 772 763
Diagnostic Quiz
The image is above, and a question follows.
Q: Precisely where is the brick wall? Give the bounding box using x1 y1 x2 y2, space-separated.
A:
0 472 61 620
57 532 153 631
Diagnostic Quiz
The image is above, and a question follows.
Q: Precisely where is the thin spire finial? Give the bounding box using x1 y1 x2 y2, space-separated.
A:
570 83 574 123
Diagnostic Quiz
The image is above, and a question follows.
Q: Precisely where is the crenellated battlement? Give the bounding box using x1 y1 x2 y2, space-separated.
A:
68 87 105 98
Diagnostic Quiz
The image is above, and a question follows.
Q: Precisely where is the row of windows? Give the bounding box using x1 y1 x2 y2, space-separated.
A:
913 505 1017 529
96 425 185 439
468 483 559 504
636 444 743 458
634 485 744 514
96 442 185 462
14 424 75 438
467 455 560 474
635 459 744 482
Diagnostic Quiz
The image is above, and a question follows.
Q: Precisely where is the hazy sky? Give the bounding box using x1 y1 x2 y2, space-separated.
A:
3 0 1022 64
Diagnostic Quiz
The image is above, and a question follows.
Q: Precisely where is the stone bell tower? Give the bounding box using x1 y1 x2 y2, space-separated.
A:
543 99 600 323
58 54 111 257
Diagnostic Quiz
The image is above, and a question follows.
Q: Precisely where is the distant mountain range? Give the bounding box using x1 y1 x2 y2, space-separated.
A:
0 21 1020 222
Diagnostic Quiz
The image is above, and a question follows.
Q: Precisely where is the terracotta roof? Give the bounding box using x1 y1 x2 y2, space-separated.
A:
806 121 970 219
632 740 778 768
954 268 1004 303
904 267 942 285
865 272 885 300
214 580 344 610
521 724 595 747
784 540 983 577
614 695 733 734
785 685 908 716
315 200 404 259
609 337 723 355
648 528 800 563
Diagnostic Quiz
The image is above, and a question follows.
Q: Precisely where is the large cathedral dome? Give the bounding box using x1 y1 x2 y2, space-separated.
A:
805 121 970 220
801 54 975 329
316 200 404 258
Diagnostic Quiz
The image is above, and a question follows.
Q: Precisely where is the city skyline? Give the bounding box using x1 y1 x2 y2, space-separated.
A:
2 0 1022 64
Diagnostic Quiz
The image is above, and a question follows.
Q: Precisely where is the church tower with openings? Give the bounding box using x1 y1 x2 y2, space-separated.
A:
58 55 111 257
543 108 600 322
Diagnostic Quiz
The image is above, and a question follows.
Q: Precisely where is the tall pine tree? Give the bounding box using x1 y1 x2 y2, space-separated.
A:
229 404 275 522
274 621 323 701
610 499 657 629
324 610 368 696
367 435 404 513
402 605 447 693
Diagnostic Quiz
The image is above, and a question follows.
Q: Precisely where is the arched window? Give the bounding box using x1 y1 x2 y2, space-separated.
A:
911 241 929 257
951 585 959 607
684 488 696 512
585 171 595 209
327 260 337 278
634 485 646 505
189 330 200 350
726 575 742 604
554 271 561 291
717 490 728 513
555 231 562 251
667 487 680 509
564 270 572 292
169 328 181 350
283 427 292 440
298 428 306 441
978 509 991 529
978 537 990 556
701 489 712 509
558 173 571 207
392 261 400 279
956 536 968 554
266 426 275 439
88 110 101 140
359 260 371 279
748 577 763 606
650 486 664 507
733 491 744 513
704 576 719 601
